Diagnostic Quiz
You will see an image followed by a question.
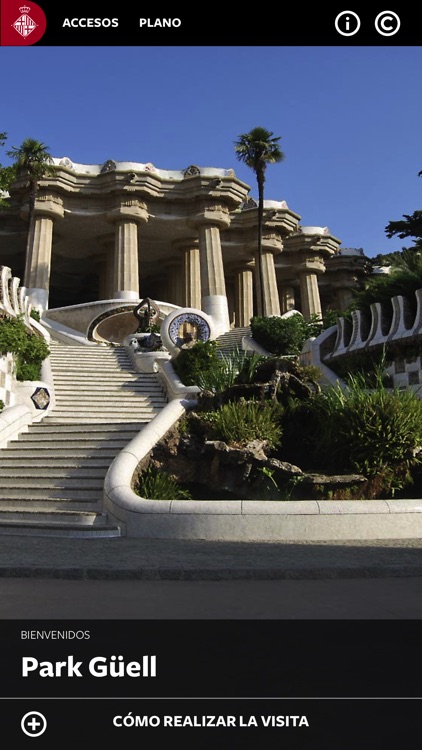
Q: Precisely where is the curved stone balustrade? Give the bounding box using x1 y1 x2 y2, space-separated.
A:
323 289 422 362
0 265 32 323
0 265 54 426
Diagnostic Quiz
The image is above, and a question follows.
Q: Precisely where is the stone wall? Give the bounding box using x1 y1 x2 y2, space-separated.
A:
305 289 422 393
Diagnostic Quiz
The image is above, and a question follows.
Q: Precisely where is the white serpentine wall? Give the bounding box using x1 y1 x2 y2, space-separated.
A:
103 358 422 541
306 290 422 394
0 265 54 446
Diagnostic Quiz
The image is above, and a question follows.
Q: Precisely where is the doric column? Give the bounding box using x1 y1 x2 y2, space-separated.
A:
251 234 282 318
299 268 323 320
190 204 231 336
261 248 281 317
114 221 139 299
107 199 148 300
97 245 114 301
166 260 184 307
324 251 372 313
336 286 355 312
183 243 201 309
24 194 64 312
283 228 341 322
174 239 201 308
234 265 254 327
280 286 296 313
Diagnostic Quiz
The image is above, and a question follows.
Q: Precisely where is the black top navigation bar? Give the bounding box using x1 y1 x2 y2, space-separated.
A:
0 2 419 46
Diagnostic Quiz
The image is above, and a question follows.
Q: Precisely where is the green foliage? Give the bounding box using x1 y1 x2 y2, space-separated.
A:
0 132 16 208
296 364 322 383
384 170 422 252
172 340 220 386
234 126 284 317
0 400 4 412
135 466 192 500
350 250 422 316
250 313 322 355
196 347 266 394
234 127 284 178
30 309 40 322
6 137 54 181
0 165 17 208
0 315 28 354
16 362 42 381
322 308 343 329
5 137 55 220
0 316 50 381
328 349 388 382
203 397 283 449
371 251 407 267
306 367 422 490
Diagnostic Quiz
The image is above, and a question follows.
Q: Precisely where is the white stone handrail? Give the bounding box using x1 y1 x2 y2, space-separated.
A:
321 289 422 362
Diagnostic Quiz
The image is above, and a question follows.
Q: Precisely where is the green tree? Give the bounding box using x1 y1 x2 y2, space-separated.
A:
6 138 55 280
351 248 422 317
0 132 17 208
384 170 422 252
234 127 284 317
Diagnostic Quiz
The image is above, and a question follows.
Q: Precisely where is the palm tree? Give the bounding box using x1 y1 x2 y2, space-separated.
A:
7 138 54 283
234 127 284 317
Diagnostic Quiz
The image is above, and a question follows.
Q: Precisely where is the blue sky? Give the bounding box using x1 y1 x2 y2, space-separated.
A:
1 45 421 258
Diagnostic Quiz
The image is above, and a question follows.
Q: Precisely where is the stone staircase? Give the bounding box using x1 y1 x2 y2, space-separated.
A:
0 340 168 537
215 326 251 355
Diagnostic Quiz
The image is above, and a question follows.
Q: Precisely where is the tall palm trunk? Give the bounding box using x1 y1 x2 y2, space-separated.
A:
235 127 284 319
23 179 37 289
256 168 265 318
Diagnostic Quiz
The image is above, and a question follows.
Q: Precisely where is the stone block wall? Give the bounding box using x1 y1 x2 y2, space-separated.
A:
307 289 422 392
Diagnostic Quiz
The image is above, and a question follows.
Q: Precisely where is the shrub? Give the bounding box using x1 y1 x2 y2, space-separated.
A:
0 315 28 354
172 340 219 386
196 347 266 394
135 466 192 500
306 369 422 492
250 314 321 356
350 252 422 317
203 398 283 449
16 362 43 381
0 315 50 381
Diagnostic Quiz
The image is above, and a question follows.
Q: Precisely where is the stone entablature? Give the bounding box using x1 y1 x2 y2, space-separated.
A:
53 157 237 180
2 156 372 330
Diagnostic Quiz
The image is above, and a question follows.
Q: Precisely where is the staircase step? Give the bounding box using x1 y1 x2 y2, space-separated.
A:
0 477 104 488
49 402 161 408
7 440 136 450
0 465 109 477
0 457 112 467
0 336 169 537
0 488 102 500
0 498 103 511
0 508 110 525
2 449 120 459
54 384 165 391
25 423 147 432
52 375 160 382
44 417 156 424
0 521 121 538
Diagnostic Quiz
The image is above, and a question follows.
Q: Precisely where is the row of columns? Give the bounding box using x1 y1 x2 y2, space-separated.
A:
24 198 327 328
